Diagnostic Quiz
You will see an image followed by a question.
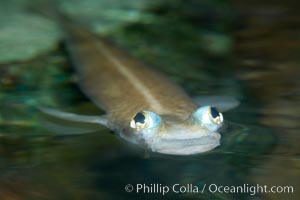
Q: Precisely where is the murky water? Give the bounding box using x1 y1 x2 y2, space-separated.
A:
0 0 299 199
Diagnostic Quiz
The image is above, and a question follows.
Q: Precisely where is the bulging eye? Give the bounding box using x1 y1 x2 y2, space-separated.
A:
130 111 161 131
130 112 148 131
191 106 223 131
209 107 223 125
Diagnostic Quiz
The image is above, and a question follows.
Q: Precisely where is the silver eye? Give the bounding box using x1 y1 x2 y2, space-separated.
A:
209 107 223 125
130 111 162 131
191 106 224 131
130 112 148 131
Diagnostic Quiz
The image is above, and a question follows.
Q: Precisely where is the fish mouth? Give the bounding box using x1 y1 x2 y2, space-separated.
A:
147 132 221 155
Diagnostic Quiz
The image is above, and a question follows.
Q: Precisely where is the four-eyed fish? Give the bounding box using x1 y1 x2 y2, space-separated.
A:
42 19 238 155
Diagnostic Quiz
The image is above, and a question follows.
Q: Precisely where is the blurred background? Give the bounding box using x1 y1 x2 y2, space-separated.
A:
0 0 299 199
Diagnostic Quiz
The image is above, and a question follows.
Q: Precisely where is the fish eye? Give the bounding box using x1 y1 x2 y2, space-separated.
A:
191 106 223 131
130 111 161 131
209 107 223 125
130 112 148 131
134 112 146 124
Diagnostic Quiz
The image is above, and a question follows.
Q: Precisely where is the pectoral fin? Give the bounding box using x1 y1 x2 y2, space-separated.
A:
39 107 109 135
193 95 240 112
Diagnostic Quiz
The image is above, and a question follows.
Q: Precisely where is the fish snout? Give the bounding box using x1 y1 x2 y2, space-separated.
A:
145 125 221 155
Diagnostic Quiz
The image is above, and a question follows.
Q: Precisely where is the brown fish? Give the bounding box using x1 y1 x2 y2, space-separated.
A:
42 20 237 155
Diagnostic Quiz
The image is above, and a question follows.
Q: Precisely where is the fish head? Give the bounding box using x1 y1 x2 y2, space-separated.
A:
128 106 223 155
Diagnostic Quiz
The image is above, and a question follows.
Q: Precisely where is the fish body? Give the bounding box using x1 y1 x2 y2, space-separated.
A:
47 21 227 155
66 27 197 125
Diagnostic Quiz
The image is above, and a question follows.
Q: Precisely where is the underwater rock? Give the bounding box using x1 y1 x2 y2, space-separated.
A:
60 0 153 33
0 12 60 63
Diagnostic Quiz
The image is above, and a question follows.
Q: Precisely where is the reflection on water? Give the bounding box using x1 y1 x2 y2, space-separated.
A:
0 0 299 199
233 1 300 199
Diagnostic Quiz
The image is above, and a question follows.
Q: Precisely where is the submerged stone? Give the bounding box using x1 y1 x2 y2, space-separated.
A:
0 13 60 63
